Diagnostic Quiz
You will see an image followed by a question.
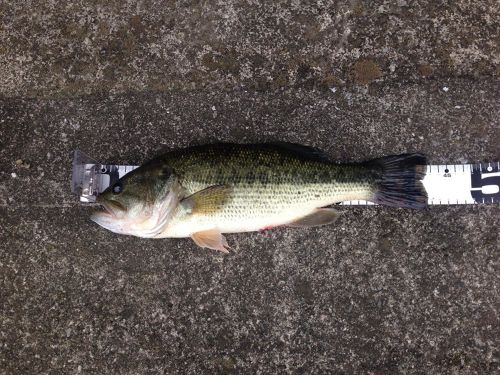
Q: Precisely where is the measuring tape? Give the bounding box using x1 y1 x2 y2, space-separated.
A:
71 150 500 205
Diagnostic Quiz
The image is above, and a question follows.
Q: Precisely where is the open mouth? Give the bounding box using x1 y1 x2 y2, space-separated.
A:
95 200 126 218
90 200 128 233
98 202 115 217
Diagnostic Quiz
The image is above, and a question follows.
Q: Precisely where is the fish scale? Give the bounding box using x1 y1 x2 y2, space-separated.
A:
155 144 379 236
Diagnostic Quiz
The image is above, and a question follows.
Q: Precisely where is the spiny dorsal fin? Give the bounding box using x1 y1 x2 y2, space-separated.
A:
181 185 232 215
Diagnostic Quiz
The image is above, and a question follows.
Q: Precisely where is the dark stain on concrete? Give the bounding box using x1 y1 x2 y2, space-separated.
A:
352 59 383 85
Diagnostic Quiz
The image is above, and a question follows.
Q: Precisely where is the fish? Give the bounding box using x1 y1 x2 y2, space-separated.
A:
91 143 427 252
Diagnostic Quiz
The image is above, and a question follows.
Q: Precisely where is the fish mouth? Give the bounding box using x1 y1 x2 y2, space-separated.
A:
95 202 114 217
91 200 126 221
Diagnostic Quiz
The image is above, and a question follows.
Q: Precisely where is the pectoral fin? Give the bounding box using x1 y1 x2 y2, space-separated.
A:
288 208 340 227
191 229 230 253
181 185 231 215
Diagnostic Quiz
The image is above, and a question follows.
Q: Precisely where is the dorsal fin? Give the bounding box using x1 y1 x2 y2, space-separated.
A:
260 142 331 162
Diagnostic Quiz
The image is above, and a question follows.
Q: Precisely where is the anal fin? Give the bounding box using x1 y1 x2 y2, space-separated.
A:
191 229 230 253
288 208 340 228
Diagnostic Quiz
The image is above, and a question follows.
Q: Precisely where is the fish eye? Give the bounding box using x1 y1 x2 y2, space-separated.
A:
112 182 123 194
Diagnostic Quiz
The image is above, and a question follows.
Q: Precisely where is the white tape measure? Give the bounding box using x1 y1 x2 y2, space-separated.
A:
71 150 500 205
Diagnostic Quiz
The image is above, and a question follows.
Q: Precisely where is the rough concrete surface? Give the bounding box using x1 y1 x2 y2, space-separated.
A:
1 1 499 374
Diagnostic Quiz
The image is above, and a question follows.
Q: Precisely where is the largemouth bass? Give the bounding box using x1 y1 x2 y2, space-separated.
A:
91 143 427 252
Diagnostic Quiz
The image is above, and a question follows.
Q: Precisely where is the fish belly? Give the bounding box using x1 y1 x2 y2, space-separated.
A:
160 182 372 238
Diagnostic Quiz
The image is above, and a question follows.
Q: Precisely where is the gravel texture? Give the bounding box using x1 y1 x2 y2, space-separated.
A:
1 1 499 374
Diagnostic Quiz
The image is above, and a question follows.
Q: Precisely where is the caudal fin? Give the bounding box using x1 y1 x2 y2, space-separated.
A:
367 153 427 209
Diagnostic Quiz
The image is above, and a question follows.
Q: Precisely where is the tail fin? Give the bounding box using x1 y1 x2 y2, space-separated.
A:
367 153 427 209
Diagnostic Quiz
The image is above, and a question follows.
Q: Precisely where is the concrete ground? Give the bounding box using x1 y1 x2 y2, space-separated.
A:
1 1 499 374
